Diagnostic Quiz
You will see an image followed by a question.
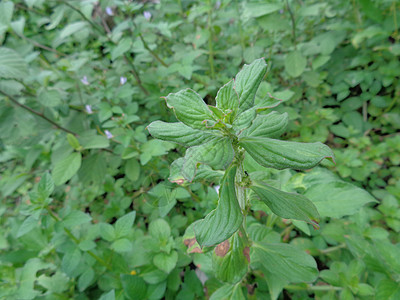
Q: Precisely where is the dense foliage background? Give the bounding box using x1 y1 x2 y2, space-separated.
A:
0 0 399 299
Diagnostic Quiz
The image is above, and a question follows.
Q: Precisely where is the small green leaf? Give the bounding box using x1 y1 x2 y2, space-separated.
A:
52 152 82 185
149 219 171 241
213 232 249 284
0 47 28 79
37 172 54 200
376 278 400 300
67 134 81 150
239 137 334 170
251 181 320 227
79 134 110 149
121 274 147 300
125 158 140 181
62 211 92 228
235 58 268 114
153 251 178 274
251 242 319 283
100 223 116 242
78 267 94 292
195 166 243 247
210 282 245 300
61 248 81 275
147 121 218 147
285 51 307 77
37 89 62 107
182 137 234 182
165 88 215 130
17 215 39 238
111 238 132 252
99 290 115 300
232 107 257 133
115 211 136 238
215 79 239 115
240 111 288 138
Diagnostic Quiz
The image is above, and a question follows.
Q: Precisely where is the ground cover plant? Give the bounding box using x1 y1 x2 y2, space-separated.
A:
0 0 399 299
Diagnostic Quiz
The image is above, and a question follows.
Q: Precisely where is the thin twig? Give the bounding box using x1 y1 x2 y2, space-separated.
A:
123 55 150 95
138 33 168 67
286 0 297 47
207 0 215 79
0 90 78 136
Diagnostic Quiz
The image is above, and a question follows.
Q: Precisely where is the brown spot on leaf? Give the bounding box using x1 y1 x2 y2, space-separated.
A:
243 246 250 263
184 238 196 248
215 240 230 257
190 247 202 253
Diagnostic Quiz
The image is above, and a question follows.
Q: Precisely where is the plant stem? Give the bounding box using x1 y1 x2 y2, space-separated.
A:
285 284 343 291
320 243 346 254
138 33 168 67
0 90 78 136
207 0 215 79
286 0 297 47
123 55 150 95
235 0 246 54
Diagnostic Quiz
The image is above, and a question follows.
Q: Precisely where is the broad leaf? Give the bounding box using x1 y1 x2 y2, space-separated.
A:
147 121 219 147
115 211 136 238
0 47 28 79
239 137 334 170
235 58 268 114
376 279 400 300
285 51 307 77
215 79 239 115
213 232 249 284
251 242 318 283
37 172 54 200
210 283 245 300
182 137 234 181
165 88 215 130
251 181 320 227
169 158 223 184
153 251 178 274
121 274 147 300
240 111 288 138
195 166 243 247
52 152 82 186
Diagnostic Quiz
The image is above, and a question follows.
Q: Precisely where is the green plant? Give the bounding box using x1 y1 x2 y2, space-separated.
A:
147 58 335 292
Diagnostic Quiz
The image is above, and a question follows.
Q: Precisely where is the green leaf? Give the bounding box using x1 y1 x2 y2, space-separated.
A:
240 111 288 138
115 211 136 238
251 242 319 283
61 248 81 275
235 58 268 114
37 172 54 200
285 51 307 77
232 107 257 133
0 2 14 28
79 134 110 149
147 121 218 147
67 133 81 150
165 88 215 130
37 89 62 107
195 166 243 247
239 137 334 170
149 219 171 241
213 232 249 284
121 274 147 300
52 152 82 185
251 181 320 227
153 250 178 274
111 238 132 252
300 168 377 218
78 152 107 184
0 47 28 79
62 211 92 228
99 290 115 300
243 3 283 19
78 267 94 292
215 79 239 114
58 21 87 40
111 37 132 61
376 279 400 300
210 282 245 300
100 223 116 242
17 215 39 238
182 137 234 181
125 158 141 181
37 271 69 294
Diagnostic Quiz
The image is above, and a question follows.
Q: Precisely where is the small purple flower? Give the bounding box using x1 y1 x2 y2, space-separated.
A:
215 1 221 9
279 9 284 14
143 11 151 21
105 130 113 139
85 104 93 114
81 76 89 85
120 76 127 85
105 7 114 16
